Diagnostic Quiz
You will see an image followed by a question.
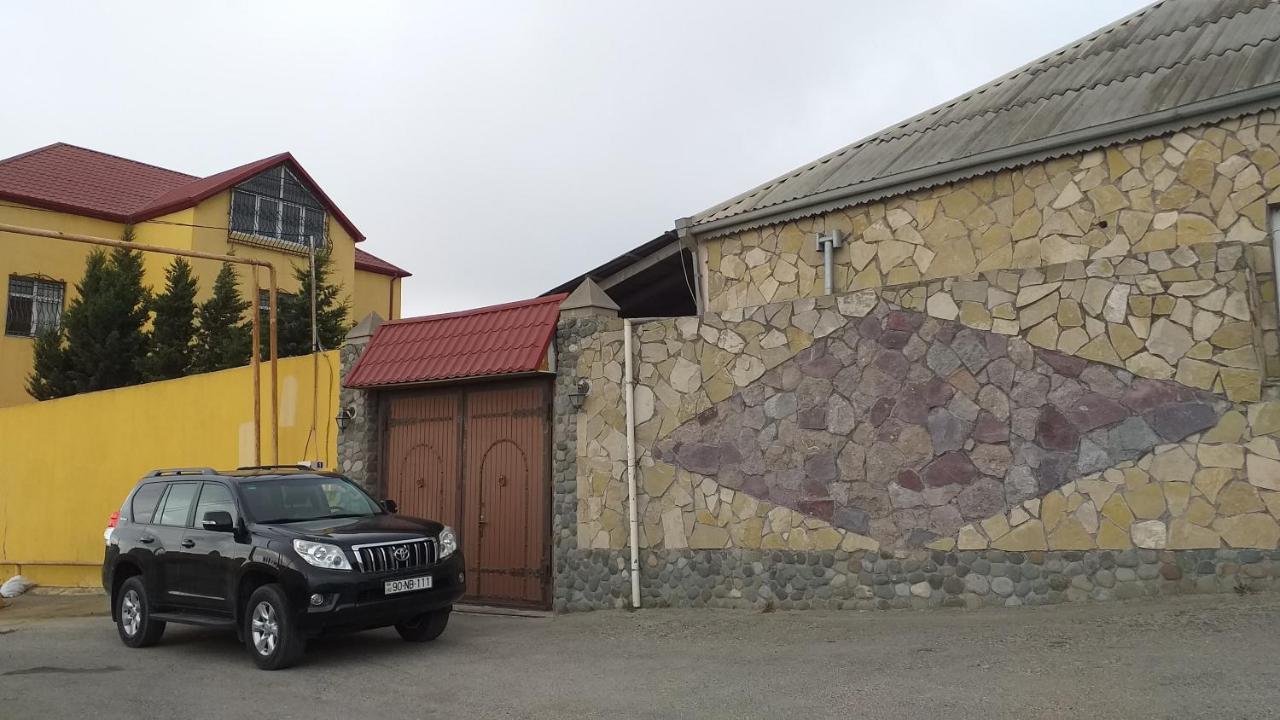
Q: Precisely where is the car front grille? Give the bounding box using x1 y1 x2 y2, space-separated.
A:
352 538 437 573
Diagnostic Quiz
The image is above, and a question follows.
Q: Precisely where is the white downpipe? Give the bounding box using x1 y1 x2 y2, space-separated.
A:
623 318 641 608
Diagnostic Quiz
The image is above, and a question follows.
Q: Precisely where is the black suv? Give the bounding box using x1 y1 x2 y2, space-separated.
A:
102 466 465 669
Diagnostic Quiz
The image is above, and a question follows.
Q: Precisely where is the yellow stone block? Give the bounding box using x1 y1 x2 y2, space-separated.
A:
810 527 842 551
1040 491 1067 531
1167 519 1221 549
991 520 1048 551
1048 517 1096 550
1194 468 1233 503
1198 443 1245 469
1202 411 1246 444
1101 493 1136 529
956 524 989 550
1214 513 1280 549
1218 482 1266 515
1108 323 1145 359
1163 482 1192 516
1126 483 1167 519
1221 367 1261 402
1184 497 1216 526
981 513 1011 540
1096 519 1133 549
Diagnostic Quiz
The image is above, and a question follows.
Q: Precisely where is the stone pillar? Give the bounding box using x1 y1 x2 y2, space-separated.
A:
551 279 619 611
338 313 383 495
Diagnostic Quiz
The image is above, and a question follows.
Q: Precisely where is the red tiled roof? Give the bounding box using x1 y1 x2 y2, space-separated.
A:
344 294 568 388
355 248 411 278
0 142 365 241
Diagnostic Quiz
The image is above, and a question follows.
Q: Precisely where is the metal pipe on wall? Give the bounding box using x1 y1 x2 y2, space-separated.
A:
623 318 641 608
0 222 281 464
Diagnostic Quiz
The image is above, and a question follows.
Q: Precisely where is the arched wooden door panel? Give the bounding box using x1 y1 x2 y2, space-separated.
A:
463 383 548 607
381 380 550 608
384 391 461 531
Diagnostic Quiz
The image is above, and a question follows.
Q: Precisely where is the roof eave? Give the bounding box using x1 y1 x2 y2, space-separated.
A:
689 82 1280 240
0 192 132 224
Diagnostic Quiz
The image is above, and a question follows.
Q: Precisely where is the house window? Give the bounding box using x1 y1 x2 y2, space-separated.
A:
258 289 294 312
5 276 64 337
229 166 327 247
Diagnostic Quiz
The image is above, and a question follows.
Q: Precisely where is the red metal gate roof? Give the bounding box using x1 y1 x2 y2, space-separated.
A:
344 294 567 388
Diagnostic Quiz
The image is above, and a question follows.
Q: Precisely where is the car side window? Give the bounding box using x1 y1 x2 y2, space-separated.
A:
156 482 199 527
194 483 238 526
130 483 167 524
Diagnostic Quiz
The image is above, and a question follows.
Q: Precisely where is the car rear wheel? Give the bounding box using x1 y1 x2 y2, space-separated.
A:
116 576 165 647
395 606 450 642
244 584 304 670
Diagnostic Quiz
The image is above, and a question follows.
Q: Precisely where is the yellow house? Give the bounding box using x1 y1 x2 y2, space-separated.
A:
0 143 409 408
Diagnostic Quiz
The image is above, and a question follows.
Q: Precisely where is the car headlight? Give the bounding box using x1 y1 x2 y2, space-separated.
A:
439 526 458 558
292 539 352 571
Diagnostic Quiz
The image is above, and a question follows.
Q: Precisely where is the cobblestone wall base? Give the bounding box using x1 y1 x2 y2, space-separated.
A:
555 547 1280 611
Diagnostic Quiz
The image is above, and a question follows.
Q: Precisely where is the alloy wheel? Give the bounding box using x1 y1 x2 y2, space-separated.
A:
120 589 141 637
251 601 279 656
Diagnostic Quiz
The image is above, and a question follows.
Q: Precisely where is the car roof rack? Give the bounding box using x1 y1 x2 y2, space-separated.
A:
146 467 217 477
234 464 315 472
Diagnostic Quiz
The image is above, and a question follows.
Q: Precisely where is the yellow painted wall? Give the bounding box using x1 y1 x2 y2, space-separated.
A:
353 269 400 321
0 351 340 587
1 182 397 408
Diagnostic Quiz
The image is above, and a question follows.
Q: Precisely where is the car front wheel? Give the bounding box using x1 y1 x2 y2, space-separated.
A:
116 576 165 647
244 584 304 670
395 606 450 642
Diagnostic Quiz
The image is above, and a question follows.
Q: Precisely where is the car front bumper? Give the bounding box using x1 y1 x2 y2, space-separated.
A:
295 552 465 635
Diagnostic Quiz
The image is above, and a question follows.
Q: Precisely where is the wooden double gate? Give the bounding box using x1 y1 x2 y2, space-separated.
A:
382 379 551 609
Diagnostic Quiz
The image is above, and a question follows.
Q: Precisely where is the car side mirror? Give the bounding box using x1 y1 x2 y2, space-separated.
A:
382 499 398 514
201 510 235 532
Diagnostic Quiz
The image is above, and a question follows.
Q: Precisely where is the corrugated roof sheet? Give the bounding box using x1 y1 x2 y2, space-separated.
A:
344 294 568 388
691 0 1280 233
0 142 367 241
355 248 412 278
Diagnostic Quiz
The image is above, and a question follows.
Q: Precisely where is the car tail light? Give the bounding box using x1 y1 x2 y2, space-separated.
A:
104 510 120 545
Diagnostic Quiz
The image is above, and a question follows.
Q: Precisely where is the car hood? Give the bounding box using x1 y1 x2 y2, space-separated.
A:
260 513 444 545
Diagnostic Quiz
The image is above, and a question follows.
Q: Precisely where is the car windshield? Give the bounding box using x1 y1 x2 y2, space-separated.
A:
240 475 382 524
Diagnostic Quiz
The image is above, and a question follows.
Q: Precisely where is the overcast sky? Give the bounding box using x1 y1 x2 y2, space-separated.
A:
4 1 1150 317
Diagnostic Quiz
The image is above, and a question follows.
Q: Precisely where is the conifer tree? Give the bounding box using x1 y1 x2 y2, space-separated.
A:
191 261 252 372
142 257 199 380
26 325 73 400
59 229 152 392
269 245 350 358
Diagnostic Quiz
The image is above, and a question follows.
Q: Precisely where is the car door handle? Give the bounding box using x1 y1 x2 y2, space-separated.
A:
139 535 155 544
180 539 195 548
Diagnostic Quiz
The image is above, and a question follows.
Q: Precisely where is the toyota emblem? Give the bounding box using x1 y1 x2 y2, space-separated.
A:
392 546 410 562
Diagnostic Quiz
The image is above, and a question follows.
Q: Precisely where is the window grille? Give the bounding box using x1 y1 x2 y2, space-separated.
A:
229 166 328 249
5 276 64 337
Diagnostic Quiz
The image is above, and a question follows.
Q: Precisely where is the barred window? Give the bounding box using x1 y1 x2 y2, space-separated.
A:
5 276 64 337
229 166 327 247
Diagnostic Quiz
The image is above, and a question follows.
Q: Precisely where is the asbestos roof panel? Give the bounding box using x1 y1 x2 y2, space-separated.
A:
692 0 1280 230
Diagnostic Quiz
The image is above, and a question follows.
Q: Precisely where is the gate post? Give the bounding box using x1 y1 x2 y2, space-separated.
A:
551 279 621 611
338 312 384 495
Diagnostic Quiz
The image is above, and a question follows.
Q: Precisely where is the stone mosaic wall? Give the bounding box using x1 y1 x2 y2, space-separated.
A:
561 112 1280 611
703 112 1280 381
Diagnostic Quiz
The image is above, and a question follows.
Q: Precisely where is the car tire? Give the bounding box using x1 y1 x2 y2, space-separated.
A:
244 584 304 670
395 606 451 642
116 576 165 648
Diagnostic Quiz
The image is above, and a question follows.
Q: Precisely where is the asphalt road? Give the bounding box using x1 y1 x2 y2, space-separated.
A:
2 594 1279 719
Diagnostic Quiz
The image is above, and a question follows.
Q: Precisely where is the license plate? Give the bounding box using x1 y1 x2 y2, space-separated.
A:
384 575 433 595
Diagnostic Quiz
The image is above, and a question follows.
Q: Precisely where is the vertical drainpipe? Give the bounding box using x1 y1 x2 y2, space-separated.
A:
816 230 843 295
623 317 641 608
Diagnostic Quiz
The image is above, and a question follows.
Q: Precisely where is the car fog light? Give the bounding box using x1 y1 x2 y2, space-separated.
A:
310 593 325 607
